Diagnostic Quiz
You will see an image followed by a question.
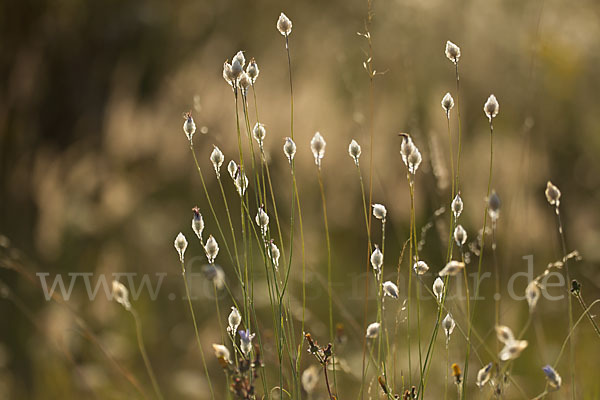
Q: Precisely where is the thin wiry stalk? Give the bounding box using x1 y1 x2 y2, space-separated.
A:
317 167 337 393
463 118 494 399
454 62 463 190
573 290 600 338
180 262 215 400
130 309 164 400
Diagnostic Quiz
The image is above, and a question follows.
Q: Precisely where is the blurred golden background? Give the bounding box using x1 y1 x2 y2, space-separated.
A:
1 0 600 398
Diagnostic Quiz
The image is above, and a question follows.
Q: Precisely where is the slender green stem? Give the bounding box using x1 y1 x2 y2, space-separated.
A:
130 309 164 400
573 291 600 338
454 62 463 191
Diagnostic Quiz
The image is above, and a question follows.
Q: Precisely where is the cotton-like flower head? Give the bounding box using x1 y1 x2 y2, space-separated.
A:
441 92 455 116
442 313 456 344
239 329 255 357
407 146 422 174
277 12 292 36
433 277 444 302
301 365 320 394
238 72 251 94
372 204 387 221
183 112 196 142
204 235 219 264
174 232 188 263
545 181 561 207
348 139 361 165
227 307 241 335
495 325 515 344
269 240 280 269
283 137 296 163
413 260 430 275
310 132 326 168
223 61 235 86
542 365 562 390
383 281 399 299
454 224 467 247
366 322 381 338
192 207 204 241
212 344 231 363
451 193 463 219
445 41 461 64
210 146 224 177
399 133 415 166
246 58 259 83
255 206 269 236
233 51 245 69
499 339 528 361
231 57 243 81
253 123 266 149
235 172 248 196
439 260 465 277
476 363 493 388
484 94 499 121
112 280 131 310
488 190 501 222
227 160 238 180
370 245 383 273
525 280 541 312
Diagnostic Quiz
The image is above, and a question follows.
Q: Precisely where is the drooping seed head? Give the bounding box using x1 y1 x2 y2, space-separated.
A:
476 363 493 388
542 365 562 390
239 329 255 357
441 92 455 116
227 160 238 180
484 94 499 121
210 146 224 177
283 137 296 164
183 112 196 142
310 132 326 168
366 322 381 338
246 58 259 83
372 204 387 221
454 224 467 247
445 41 461 64
451 193 463 219
174 232 188 263
204 235 219 264
439 260 465 277
192 207 204 240
227 307 241 335
545 181 561 207
277 12 292 36
255 206 269 235
488 190 501 221
112 280 131 310
433 277 444 302
253 123 266 149
383 281 399 299
413 260 430 275
348 139 361 165
370 245 383 273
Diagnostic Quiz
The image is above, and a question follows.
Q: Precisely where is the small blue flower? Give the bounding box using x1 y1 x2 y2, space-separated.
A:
542 365 562 390
239 329 255 357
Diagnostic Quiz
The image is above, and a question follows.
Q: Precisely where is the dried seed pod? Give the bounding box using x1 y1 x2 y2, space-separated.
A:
348 139 361 165
484 94 499 121
310 132 326 168
277 12 292 36
445 41 461 64
545 181 561 207
174 232 188 263
210 146 224 177
283 137 296 163
112 280 131 310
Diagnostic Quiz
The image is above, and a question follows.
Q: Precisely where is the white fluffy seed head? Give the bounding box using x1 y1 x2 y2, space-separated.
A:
407 147 422 174
112 280 131 310
233 51 245 69
227 307 241 335
210 146 224 177
212 344 230 362
451 194 463 219
223 61 235 86
238 72 251 94
488 191 501 222
174 232 188 263
231 57 243 81
372 204 387 221
277 12 292 36
283 137 296 164
235 172 248 196
495 325 515 344
499 339 528 361
310 132 326 168
445 41 461 64
204 235 219 264
383 281 399 299
400 134 415 166
442 92 455 115
454 224 467 247
413 260 430 275
239 329 255 357
484 94 499 121
442 313 456 341
525 280 541 312
433 277 444 302
227 160 238 180
253 123 266 148
370 245 383 273
269 241 280 269
255 206 269 235
246 58 259 83
545 181 561 207
439 260 465 277
192 208 204 240
476 363 493 388
183 113 196 141
366 322 381 338
348 139 361 165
